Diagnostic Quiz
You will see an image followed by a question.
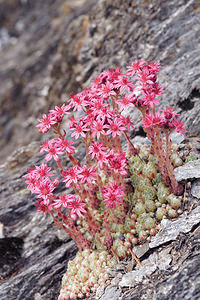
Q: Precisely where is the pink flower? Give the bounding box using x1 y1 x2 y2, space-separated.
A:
101 181 125 209
68 93 87 112
136 67 155 85
120 116 134 131
53 194 74 209
171 117 187 136
107 151 128 175
55 138 75 154
161 107 179 120
148 61 161 72
95 152 109 169
104 117 126 138
36 177 59 201
88 141 108 160
97 82 116 99
34 163 54 178
77 165 97 184
70 120 89 140
142 112 164 128
67 196 86 220
36 113 56 133
126 60 146 76
90 98 109 117
151 82 164 96
24 164 55 193
95 108 114 123
141 92 159 108
106 67 121 82
63 165 80 188
91 119 107 140
40 139 63 161
50 104 70 122
116 93 137 112
23 172 39 193
114 75 134 93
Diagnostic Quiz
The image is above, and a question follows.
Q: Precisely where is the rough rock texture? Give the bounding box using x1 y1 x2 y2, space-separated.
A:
0 0 200 299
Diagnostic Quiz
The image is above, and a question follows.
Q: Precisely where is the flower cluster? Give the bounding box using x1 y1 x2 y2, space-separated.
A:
24 60 186 253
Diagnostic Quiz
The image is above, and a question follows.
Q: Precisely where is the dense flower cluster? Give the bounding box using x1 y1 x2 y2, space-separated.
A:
24 60 186 253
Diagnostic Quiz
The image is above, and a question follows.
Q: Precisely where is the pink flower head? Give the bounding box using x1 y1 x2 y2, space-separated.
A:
106 67 122 82
55 138 75 154
40 139 63 161
50 104 70 122
120 115 134 131
171 117 187 136
142 92 159 108
24 164 54 193
95 152 109 169
34 163 54 178
36 113 56 133
107 151 128 175
114 75 134 93
136 66 155 85
70 120 89 140
148 61 161 73
88 141 108 160
142 112 164 128
116 93 137 112
67 196 86 220
161 107 179 120
91 119 107 140
77 165 97 184
126 60 146 76
104 117 126 138
36 177 59 201
63 165 80 188
53 194 74 209
23 171 39 193
90 98 108 117
97 82 116 99
101 181 125 209
68 93 86 112
151 82 164 96
95 107 114 123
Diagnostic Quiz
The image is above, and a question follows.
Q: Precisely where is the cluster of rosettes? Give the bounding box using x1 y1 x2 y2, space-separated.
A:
58 249 117 300
75 144 187 257
128 144 184 234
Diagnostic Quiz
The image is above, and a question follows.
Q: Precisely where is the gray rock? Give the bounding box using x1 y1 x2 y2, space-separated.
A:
119 247 172 288
191 179 200 199
132 243 149 259
149 206 200 248
174 160 200 181
99 286 121 300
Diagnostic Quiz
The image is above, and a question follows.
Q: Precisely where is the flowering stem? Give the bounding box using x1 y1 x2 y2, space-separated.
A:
123 131 138 155
49 211 83 249
84 207 101 236
164 129 183 195
62 212 91 249
150 126 170 185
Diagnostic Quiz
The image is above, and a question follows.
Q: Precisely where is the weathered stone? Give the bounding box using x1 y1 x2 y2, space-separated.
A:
191 179 200 199
132 242 149 259
99 286 121 300
174 160 200 181
149 206 200 248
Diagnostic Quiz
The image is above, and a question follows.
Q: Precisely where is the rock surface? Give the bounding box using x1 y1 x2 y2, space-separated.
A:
174 160 200 181
0 0 200 300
